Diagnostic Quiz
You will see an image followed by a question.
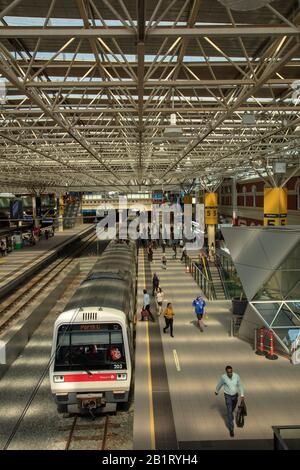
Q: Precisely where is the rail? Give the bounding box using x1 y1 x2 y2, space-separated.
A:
230 316 241 337
65 414 110 450
215 262 230 299
272 425 300 450
0 231 97 333
185 253 245 300
185 255 216 300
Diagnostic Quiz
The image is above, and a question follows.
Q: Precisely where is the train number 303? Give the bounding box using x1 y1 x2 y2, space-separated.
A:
113 364 123 369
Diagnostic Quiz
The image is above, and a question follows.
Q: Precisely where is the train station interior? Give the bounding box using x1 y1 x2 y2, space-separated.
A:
0 0 300 453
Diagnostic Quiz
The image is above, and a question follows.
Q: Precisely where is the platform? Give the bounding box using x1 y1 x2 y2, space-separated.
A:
0 224 94 299
134 246 300 450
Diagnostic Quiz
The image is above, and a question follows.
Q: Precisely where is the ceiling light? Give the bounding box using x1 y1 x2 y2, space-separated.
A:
273 162 286 174
156 143 166 156
164 113 183 138
294 125 300 134
242 113 256 126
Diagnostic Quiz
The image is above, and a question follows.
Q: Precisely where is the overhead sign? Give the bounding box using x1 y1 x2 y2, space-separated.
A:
152 191 163 203
205 192 218 225
264 188 287 226
10 199 23 220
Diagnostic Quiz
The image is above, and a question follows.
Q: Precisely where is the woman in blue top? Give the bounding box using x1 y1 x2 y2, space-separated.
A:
192 296 207 332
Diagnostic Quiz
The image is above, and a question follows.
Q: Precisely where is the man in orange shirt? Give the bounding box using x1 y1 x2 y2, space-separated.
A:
163 302 174 337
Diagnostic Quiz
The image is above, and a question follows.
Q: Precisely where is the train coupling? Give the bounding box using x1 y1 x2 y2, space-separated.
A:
77 393 106 413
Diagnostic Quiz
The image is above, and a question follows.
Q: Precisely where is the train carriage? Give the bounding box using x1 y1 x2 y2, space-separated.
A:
49 239 137 414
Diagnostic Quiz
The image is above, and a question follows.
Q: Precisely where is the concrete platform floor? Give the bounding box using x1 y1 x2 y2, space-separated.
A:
0 225 92 292
135 245 300 449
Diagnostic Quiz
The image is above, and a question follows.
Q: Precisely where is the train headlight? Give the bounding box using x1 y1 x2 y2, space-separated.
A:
117 373 127 381
53 375 65 383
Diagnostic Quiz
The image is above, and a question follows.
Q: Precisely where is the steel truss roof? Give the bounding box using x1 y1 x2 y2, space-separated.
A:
0 0 299 194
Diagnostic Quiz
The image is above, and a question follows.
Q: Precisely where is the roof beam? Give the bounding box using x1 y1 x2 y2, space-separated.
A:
17 78 298 88
0 26 299 37
161 39 300 178
137 0 145 178
0 0 23 21
0 43 125 185
1 106 299 114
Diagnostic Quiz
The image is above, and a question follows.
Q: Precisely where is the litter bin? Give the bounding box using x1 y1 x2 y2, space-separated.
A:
232 298 248 315
14 233 22 250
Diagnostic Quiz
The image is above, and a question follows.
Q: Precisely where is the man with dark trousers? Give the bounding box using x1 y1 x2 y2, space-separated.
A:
152 273 159 296
215 365 244 437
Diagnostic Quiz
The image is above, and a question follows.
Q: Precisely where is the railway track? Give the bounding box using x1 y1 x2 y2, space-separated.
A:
0 232 98 334
64 414 110 450
62 405 133 451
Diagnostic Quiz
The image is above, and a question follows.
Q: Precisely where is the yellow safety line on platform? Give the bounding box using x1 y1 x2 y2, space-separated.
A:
142 249 156 450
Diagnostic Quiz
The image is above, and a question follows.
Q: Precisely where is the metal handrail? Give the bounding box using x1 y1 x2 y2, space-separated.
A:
272 425 300 450
215 261 230 299
186 255 216 300
185 253 245 300
205 260 217 299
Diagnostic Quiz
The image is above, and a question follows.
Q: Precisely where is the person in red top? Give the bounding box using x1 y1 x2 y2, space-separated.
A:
110 346 121 361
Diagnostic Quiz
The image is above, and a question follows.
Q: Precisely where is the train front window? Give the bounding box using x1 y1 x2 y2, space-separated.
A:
54 323 126 372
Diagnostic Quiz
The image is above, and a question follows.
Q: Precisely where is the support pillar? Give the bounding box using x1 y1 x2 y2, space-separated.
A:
56 196 64 232
32 195 41 229
264 188 287 226
183 194 193 245
232 177 238 226
205 192 218 254
78 192 83 224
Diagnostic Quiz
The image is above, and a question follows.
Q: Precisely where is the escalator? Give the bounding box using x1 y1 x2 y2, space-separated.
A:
200 256 227 300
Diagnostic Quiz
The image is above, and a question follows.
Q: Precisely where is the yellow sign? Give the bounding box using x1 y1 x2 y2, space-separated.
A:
59 196 65 216
205 192 218 225
183 195 192 204
264 188 287 226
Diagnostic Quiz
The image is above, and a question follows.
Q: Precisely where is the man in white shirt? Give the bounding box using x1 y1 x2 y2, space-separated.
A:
215 365 244 437
143 289 150 310
142 289 154 322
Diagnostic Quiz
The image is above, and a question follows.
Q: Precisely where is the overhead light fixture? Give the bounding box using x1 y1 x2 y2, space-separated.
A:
186 156 191 165
294 125 300 134
164 88 183 139
164 113 183 138
156 143 166 156
242 113 256 126
218 0 274 11
273 162 286 174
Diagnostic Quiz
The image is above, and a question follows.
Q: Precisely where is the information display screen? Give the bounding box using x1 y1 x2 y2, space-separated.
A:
10 199 23 221
152 191 163 203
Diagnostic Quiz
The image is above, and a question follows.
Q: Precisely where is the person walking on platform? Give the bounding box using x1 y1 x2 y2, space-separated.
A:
192 295 207 332
181 245 187 262
156 287 164 316
161 254 167 270
142 289 155 322
162 240 166 253
0 240 6 257
152 273 159 296
215 366 245 437
147 246 153 262
172 244 177 259
163 302 174 337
